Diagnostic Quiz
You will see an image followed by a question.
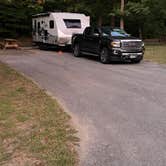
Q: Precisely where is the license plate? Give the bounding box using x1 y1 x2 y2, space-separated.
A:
130 55 137 58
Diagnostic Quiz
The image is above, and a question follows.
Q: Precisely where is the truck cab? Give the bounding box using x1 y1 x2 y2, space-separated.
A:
72 26 144 63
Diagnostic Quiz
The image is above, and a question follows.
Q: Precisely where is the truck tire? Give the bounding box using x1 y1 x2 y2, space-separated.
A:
73 44 81 57
100 48 110 64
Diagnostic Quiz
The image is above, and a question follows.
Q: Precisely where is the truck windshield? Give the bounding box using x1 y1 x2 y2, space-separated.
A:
101 27 129 37
63 19 81 28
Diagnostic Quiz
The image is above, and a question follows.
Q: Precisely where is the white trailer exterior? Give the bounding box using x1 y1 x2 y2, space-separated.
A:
32 12 90 46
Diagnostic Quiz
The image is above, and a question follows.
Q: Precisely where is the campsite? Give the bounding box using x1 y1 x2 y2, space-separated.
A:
0 1 166 166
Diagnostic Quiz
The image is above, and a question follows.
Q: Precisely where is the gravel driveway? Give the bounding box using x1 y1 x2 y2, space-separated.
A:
0 49 166 166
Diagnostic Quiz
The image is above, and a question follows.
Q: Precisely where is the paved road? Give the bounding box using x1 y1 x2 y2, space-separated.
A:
1 49 166 166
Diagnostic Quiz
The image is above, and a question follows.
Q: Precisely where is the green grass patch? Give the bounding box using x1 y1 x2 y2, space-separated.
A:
0 62 78 166
144 44 166 64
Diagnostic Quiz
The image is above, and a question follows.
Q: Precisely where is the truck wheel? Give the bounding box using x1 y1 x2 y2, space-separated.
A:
73 44 81 57
100 48 110 64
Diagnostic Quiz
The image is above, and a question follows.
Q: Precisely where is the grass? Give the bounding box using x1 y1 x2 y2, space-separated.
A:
144 44 166 64
0 62 78 166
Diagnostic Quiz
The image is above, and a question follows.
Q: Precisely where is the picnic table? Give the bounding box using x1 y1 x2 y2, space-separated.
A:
0 39 19 49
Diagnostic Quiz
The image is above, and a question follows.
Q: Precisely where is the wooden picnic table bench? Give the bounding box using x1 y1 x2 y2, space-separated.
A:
0 39 19 49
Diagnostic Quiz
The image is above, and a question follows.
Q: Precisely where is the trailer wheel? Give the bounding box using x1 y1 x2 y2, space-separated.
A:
73 44 81 57
39 43 48 50
100 48 110 64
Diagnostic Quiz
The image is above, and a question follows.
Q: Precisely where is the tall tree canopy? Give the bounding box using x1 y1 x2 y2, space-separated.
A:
125 0 150 38
0 0 42 37
0 0 166 38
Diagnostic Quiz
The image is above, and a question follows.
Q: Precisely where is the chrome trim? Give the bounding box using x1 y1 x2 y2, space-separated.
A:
121 40 142 42
122 53 142 55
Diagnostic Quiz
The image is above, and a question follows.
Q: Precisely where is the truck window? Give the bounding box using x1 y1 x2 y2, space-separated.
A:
93 28 100 35
63 19 81 28
101 27 129 37
49 20 54 29
84 27 92 36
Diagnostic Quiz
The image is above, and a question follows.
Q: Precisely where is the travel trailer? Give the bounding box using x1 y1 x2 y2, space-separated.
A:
32 12 90 47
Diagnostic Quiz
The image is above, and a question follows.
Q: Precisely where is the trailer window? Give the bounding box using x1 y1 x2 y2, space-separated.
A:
37 22 40 32
34 20 37 31
63 19 81 28
49 20 54 29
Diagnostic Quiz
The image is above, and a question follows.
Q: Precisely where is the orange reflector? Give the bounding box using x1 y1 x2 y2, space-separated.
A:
58 51 63 55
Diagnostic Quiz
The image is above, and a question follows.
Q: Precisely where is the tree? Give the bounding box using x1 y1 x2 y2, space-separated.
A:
0 0 42 37
43 0 66 12
83 0 114 26
0 0 166 38
120 0 124 29
109 0 127 28
125 0 150 38
142 0 166 38
61 0 114 26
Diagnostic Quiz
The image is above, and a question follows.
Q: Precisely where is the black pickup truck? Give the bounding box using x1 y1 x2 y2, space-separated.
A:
72 26 144 63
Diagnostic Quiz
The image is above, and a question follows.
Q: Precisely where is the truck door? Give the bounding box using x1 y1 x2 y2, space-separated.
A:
81 27 93 52
89 28 101 54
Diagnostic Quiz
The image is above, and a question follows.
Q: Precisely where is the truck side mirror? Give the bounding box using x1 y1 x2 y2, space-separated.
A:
126 34 131 37
93 33 100 37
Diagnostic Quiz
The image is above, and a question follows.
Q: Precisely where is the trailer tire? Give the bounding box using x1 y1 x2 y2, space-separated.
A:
73 44 81 57
39 43 48 50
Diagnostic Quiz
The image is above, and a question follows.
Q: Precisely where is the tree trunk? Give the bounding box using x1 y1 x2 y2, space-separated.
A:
120 0 124 29
120 17 124 30
111 0 115 27
139 26 142 39
98 16 103 27
111 15 115 27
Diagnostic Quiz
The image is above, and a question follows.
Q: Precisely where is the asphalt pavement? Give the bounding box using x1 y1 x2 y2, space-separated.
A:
0 49 166 166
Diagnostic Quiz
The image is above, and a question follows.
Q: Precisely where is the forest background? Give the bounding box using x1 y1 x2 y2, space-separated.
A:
0 0 166 39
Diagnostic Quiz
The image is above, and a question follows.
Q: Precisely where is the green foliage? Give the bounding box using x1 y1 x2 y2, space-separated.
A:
125 1 150 38
142 0 166 38
125 1 150 22
0 0 42 38
43 0 66 12
0 0 166 38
